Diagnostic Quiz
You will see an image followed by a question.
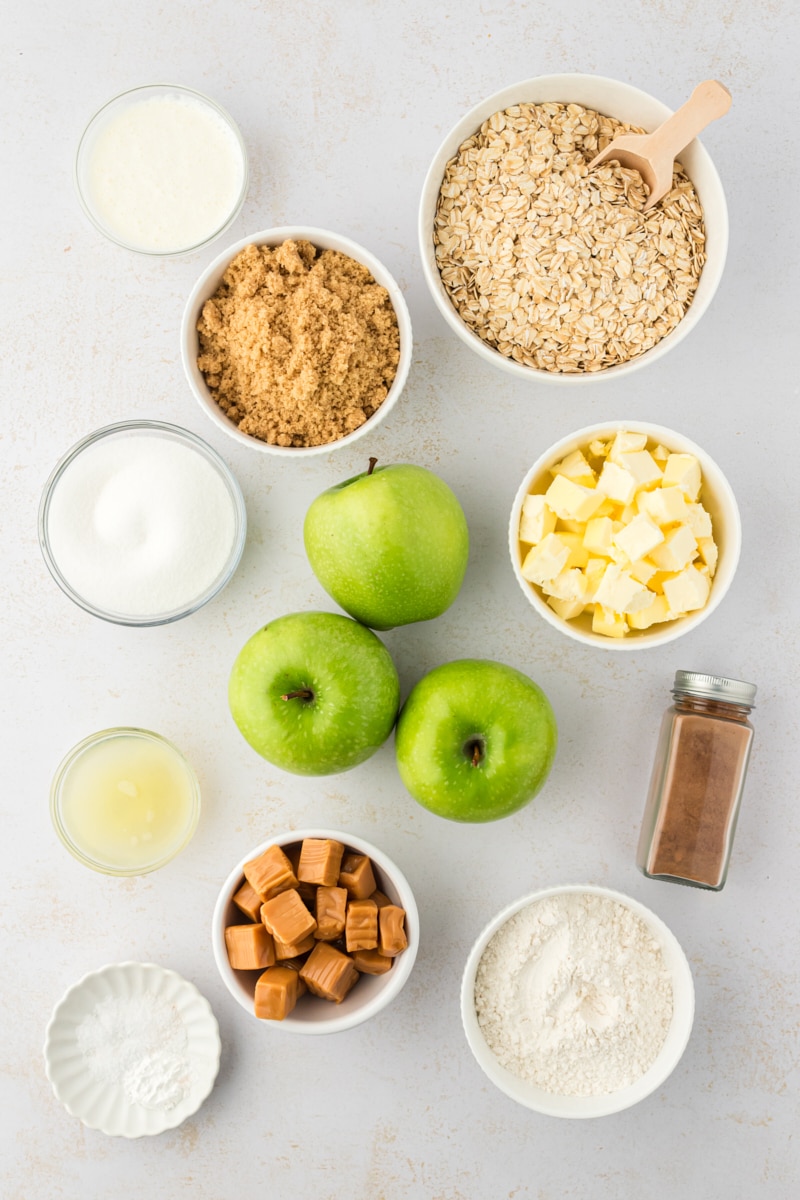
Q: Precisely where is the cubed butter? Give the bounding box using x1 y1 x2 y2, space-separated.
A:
609 430 648 461
519 493 557 544
596 460 637 506
584 558 608 600
521 533 570 585
550 449 596 487
583 516 616 557
663 565 710 613
686 502 713 538
628 557 658 585
594 564 656 614
698 536 718 576
541 568 587 603
638 486 690 526
544 475 605 523
648 523 698 572
557 532 590 569
617 450 663 491
613 513 664 563
628 594 673 629
547 595 586 620
592 605 628 637
662 453 702 501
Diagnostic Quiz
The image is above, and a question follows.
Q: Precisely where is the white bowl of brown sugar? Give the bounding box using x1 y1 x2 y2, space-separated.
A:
419 74 728 382
181 227 412 455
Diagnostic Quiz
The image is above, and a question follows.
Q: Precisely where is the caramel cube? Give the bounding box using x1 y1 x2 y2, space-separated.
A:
298 838 345 887
345 897 378 952
338 853 377 900
261 889 317 945
351 947 393 976
315 886 347 941
254 966 300 1020
369 889 392 909
232 879 263 922
243 844 298 901
300 942 359 1003
225 923 275 971
279 956 309 996
378 905 408 958
274 931 316 959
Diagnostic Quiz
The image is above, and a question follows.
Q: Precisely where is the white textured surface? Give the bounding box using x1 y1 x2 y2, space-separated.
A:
2 1 800 1196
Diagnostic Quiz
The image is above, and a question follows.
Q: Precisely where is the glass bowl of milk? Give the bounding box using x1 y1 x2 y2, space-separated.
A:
74 84 248 256
39 420 247 625
51 728 201 875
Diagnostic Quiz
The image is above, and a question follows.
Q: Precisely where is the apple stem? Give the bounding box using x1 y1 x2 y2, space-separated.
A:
465 738 484 767
281 689 314 702
367 457 378 475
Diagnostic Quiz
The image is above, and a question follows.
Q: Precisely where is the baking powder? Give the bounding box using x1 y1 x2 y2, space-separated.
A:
76 991 191 1112
474 892 673 1096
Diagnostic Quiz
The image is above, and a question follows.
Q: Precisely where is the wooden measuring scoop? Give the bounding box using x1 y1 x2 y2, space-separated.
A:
588 80 731 211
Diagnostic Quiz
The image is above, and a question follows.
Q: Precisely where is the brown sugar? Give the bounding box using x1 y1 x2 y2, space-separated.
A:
196 240 401 448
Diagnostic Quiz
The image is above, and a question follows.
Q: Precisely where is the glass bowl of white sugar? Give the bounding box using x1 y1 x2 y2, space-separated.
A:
39 420 246 626
461 885 694 1118
74 84 248 256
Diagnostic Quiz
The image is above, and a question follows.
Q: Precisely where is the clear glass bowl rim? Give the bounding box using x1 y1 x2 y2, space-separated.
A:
50 726 202 877
73 82 249 256
38 418 247 627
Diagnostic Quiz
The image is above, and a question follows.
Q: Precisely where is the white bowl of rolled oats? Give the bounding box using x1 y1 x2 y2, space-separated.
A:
508 421 741 649
420 75 727 382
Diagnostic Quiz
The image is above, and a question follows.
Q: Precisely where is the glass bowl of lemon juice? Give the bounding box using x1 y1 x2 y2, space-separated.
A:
50 728 200 875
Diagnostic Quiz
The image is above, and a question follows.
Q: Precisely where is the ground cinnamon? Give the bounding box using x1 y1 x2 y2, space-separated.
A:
637 673 756 890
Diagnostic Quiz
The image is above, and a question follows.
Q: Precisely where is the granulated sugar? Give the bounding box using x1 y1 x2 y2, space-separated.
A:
474 891 673 1096
46 429 238 618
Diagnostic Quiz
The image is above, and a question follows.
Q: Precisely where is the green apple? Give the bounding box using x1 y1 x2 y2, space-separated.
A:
229 612 400 775
303 460 469 630
395 659 557 822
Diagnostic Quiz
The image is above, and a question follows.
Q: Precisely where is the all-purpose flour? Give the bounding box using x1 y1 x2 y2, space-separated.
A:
474 892 673 1096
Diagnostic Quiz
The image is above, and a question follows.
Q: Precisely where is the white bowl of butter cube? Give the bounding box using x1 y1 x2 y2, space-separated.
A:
509 421 741 649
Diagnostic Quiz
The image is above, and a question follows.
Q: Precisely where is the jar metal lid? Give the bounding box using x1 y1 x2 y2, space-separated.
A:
673 670 757 707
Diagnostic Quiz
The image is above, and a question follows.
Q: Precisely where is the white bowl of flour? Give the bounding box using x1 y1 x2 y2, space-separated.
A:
461 885 694 1118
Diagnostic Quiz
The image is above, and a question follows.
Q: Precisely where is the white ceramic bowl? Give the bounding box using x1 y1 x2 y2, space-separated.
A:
509 420 741 650
212 828 419 1033
181 228 413 457
43 962 221 1137
461 885 694 1118
419 74 728 383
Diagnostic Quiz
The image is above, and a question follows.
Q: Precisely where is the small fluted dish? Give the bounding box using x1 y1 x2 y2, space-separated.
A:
43 962 221 1137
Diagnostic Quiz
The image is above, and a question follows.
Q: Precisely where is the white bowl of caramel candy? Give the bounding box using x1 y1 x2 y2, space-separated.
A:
212 828 418 1033
509 421 741 650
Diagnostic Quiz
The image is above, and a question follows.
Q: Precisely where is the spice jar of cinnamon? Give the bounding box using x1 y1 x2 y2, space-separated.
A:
637 671 757 890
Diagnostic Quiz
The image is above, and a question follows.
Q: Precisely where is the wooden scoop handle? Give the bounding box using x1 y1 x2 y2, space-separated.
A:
648 80 732 159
